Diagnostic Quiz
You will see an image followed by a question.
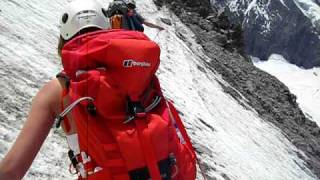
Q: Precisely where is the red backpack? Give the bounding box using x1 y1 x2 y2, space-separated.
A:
56 29 196 180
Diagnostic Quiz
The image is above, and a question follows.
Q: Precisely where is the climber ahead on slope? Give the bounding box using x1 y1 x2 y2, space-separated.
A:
107 0 165 31
0 0 195 179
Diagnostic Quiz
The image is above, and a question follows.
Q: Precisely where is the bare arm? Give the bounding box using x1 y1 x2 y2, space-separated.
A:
0 79 61 179
143 20 165 31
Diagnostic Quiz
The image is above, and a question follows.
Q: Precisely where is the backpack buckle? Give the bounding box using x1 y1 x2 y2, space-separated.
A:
124 101 146 124
136 112 146 119
87 102 97 116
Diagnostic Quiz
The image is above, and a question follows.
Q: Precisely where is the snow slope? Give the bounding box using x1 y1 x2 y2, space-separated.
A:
254 54 320 126
0 0 317 179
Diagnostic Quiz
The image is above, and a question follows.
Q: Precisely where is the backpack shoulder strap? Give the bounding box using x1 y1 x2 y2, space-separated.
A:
56 71 71 133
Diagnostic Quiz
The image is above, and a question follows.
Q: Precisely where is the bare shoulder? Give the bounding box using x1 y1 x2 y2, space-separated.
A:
32 78 62 117
38 78 62 95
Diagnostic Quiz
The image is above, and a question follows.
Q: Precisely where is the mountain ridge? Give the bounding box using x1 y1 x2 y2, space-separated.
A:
213 0 320 68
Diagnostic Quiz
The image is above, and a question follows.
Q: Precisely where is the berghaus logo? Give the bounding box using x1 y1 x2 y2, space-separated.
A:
123 59 151 68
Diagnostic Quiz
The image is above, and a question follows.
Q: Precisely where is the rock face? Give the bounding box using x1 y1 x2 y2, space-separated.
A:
154 0 320 178
214 0 320 68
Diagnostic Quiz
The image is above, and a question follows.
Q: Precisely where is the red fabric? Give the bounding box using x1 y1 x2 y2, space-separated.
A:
61 30 196 179
62 29 160 101
135 119 162 180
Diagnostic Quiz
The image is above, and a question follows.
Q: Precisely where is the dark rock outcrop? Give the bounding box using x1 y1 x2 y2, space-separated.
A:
217 0 320 68
154 0 320 178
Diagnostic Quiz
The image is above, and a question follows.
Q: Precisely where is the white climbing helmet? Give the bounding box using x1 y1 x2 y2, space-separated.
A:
60 0 110 40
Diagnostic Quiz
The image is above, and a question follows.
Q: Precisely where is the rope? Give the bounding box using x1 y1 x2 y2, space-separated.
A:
123 95 162 124
314 89 319 97
61 97 94 117
196 156 208 180
152 30 161 42
145 95 162 112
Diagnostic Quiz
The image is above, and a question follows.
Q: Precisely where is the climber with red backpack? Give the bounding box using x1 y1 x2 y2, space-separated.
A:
0 0 195 179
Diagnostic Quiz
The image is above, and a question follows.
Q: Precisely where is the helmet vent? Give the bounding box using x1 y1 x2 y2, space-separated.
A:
62 13 68 24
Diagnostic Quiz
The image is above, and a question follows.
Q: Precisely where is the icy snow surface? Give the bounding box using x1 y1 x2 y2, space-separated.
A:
0 0 317 179
254 54 320 126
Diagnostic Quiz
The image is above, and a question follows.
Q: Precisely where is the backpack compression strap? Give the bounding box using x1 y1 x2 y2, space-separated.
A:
135 119 162 180
56 72 71 132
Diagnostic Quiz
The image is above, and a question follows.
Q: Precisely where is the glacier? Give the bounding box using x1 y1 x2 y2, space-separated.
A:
253 54 320 126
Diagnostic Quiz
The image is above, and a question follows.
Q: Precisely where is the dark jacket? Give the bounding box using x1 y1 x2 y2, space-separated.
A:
126 10 144 32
